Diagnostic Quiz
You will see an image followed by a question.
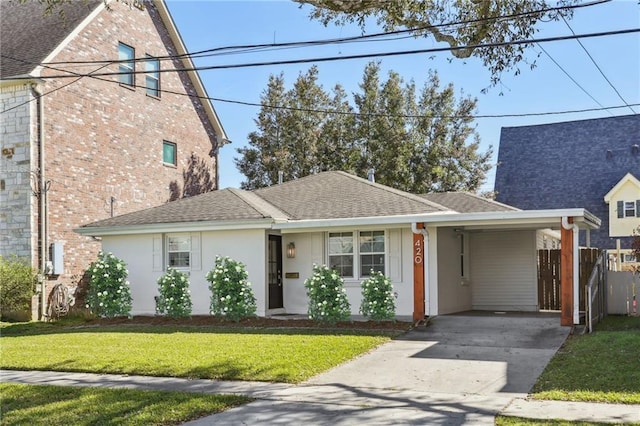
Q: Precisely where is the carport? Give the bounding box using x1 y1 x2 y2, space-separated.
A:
411 208 601 326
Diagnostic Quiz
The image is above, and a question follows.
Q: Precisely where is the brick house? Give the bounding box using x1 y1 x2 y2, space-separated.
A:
0 0 228 317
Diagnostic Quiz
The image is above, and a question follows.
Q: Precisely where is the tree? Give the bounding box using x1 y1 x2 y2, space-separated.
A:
295 0 578 86
236 62 492 193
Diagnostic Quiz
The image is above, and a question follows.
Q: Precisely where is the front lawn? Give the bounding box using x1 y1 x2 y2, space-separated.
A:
0 383 250 426
531 315 640 404
0 322 397 383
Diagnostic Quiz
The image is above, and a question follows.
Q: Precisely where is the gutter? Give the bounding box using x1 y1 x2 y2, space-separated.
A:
561 216 580 325
32 83 47 321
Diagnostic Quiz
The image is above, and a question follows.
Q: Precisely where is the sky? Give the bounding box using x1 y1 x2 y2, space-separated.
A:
165 0 640 193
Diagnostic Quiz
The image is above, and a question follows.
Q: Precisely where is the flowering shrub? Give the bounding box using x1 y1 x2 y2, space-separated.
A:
206 256 257 321
85 252 132 318
304 264 351 323
359 270 396 321
156 267 192 318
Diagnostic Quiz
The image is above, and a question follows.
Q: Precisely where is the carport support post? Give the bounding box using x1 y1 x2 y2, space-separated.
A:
560 217 574 326
413 224 425 321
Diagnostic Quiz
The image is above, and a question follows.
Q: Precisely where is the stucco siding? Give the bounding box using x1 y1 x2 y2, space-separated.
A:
102 229 267 316
469 230 538 311
437 227 472 314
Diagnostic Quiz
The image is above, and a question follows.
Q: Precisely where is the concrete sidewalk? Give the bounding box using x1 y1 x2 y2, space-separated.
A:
2 369 639 425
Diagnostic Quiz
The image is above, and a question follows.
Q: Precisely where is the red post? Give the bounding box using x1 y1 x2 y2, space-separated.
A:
560 217 574 326
413 225 425 322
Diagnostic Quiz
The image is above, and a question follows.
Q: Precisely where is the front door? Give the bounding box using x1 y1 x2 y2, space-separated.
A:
268 235 284 309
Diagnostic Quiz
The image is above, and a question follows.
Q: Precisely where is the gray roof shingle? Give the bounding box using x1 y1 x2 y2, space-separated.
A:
420 192 518 213
254 171 449 220
81 171 451 229
0 0 100 78
83 188 277 228
494 114 640 249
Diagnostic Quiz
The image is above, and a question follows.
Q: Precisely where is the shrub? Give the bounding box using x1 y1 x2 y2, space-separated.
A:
85 252 132 318
360 270 396 321
156 267 192 318
304 264 351 323
206 256 257 321
0 255 35 319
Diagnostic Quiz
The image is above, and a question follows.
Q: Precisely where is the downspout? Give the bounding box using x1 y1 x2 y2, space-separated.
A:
561 217 580 325
411 222 430 316
32 83 47 320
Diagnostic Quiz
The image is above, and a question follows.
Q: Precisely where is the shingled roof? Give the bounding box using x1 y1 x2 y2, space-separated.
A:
420 192 518 213
254 171 448 220
81 171 451 230
494 114 640 249
0 0 101 78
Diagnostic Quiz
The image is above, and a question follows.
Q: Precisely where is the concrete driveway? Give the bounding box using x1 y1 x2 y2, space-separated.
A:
187 313 570 425
307 313 569 398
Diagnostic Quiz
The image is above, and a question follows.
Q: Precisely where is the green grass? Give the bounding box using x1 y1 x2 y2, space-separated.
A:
0 323 395 383
0 383 250 426
531 315 640 404
495 416 610 426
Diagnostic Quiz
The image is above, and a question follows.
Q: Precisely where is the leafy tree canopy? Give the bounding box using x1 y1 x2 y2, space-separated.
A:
295 0 578 86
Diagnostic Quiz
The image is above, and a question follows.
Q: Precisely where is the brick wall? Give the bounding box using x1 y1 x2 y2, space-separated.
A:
38 1 219 297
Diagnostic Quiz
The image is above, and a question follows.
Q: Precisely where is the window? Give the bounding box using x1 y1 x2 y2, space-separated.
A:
145 55 160 97
359 230 385 276
624 201 636 218
118 43 135 86
167 235 190 268
163 141 176 165
328 230 386 279
329 232 353 277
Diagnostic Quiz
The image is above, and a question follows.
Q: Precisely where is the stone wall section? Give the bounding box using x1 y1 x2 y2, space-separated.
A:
0 83 36 263
36 1 219 297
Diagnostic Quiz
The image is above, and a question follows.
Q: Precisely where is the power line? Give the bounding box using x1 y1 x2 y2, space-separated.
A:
38 0 610 68
535 43 612 115
562 16 636 114
6 28 638 81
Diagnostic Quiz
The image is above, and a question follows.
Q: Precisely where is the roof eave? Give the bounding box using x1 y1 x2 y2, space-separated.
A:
75 218 274 236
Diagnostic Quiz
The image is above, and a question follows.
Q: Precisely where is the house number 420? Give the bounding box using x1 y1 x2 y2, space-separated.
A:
414 239 423 264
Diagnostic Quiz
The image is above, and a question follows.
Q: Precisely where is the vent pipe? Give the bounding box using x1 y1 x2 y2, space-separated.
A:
367 168 375 182
278 171 283 185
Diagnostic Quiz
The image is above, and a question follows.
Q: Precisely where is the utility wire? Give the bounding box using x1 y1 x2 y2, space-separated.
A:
6 28 638 81
535 43 612 115
39 0 610 67
561 16 636 114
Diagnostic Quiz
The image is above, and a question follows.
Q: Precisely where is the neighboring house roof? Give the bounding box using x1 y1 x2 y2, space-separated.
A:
78 171 601 235
604 172 640 203
419 192 519 213
494 114 640 248
0 0 228 142
0 0 101 78
254 171 449 220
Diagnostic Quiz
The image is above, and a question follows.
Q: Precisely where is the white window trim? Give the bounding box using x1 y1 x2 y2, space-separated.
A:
145 54 160 97
160 233 201 272
327 230 387 282
623 201 636 218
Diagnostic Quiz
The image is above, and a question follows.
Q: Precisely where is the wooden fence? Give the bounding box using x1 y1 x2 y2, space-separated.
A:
537 248 601 312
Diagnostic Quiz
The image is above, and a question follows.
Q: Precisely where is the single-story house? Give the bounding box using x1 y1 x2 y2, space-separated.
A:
76 171 600 325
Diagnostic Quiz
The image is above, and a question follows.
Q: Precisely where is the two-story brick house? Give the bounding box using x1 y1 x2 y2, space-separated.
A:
0 0 228 317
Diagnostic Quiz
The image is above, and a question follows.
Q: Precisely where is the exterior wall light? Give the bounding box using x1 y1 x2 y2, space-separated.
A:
286 242 296 258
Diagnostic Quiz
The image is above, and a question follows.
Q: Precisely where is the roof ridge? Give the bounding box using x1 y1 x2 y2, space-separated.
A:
337 171 452 212
228 188 290 220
